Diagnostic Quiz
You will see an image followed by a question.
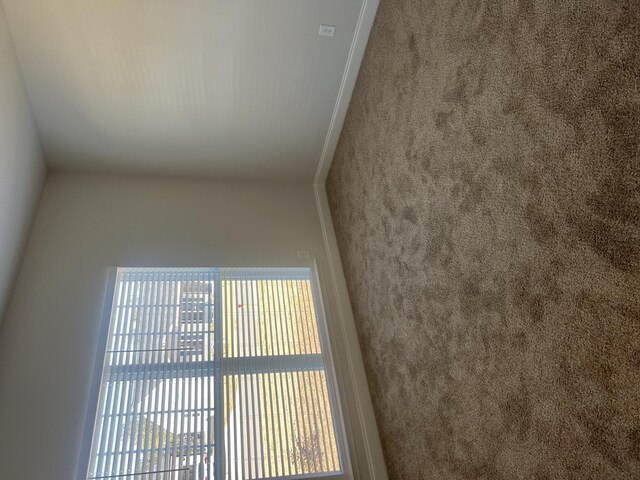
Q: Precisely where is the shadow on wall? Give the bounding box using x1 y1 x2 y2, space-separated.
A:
327 0 640 478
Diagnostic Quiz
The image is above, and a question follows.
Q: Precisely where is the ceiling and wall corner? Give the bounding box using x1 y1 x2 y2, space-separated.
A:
0 2 45 328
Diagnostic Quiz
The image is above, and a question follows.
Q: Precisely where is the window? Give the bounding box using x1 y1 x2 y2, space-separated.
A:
85 268 345 480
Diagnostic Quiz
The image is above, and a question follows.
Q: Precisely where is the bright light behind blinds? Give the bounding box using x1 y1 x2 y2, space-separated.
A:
87 268 343 480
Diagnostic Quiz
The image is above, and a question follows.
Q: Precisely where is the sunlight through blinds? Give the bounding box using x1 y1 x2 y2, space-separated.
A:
86 268 343 480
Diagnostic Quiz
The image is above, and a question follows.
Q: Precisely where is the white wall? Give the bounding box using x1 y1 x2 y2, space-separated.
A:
0 3 45 326
0 174 382 480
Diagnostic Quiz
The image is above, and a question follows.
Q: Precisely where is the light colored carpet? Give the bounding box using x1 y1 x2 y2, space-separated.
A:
327 0 640 478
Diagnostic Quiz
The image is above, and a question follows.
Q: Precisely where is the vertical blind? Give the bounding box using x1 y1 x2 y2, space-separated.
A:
86 268 343 480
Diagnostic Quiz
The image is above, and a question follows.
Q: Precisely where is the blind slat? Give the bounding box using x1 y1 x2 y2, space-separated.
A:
296 291 318 474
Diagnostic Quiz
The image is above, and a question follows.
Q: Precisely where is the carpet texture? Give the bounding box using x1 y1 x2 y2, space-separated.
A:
326 0 640 478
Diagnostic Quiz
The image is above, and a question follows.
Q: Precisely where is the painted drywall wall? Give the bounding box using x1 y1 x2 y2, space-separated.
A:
3 0 363 181
0 3 45 326
0 174 382 480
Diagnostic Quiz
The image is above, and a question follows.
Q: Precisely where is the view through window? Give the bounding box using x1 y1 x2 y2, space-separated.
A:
86 268 344 480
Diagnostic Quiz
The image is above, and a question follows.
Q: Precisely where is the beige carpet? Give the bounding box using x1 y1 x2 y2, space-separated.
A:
326 0 640 478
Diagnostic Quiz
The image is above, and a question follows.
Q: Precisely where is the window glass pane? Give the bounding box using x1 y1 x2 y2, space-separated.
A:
222 371 340 479
86 268 343 480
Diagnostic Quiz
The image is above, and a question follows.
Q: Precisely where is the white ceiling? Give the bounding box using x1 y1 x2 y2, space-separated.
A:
3 0 364 181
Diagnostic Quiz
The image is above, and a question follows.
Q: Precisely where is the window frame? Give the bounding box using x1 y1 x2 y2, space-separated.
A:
77 266 352 480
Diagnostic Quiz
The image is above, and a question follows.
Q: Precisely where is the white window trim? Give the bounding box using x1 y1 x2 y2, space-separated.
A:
77 266 357 480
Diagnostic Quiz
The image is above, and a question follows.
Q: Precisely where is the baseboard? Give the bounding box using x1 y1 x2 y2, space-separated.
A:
314 0 380 185
314 184 388 480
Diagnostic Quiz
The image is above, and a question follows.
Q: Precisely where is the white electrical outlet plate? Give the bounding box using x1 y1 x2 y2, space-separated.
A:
319 25 336 37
